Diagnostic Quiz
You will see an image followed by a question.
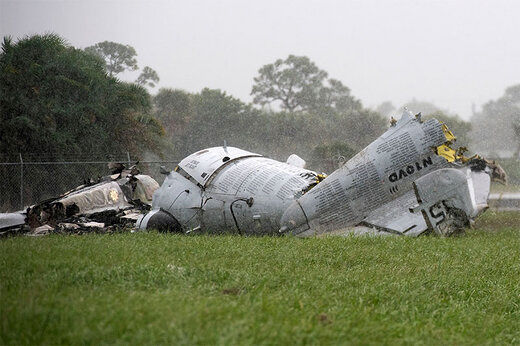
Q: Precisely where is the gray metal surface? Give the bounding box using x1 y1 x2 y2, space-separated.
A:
138 152 320 234
177 146 261 187
0 212 25 231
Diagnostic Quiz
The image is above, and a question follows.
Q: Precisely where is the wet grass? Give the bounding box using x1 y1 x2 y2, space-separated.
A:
1 211 520 345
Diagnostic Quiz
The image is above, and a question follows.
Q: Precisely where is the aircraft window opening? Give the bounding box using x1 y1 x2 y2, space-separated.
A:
176 166 201 187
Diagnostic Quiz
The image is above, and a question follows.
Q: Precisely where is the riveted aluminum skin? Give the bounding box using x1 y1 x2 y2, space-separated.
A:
139 147 320 234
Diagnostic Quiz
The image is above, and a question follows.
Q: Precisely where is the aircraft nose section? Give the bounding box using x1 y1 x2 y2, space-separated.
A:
279 201 312 236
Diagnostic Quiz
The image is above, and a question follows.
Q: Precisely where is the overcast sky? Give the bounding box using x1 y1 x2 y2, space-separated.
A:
2 0 520 119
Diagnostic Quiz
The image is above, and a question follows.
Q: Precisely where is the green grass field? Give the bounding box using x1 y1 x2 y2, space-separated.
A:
1 211 520 345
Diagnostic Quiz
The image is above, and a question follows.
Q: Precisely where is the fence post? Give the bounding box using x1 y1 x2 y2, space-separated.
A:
126 151 131 167
19 153 23 210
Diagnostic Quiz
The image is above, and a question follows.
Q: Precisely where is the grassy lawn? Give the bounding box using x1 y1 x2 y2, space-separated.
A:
1 211 520 345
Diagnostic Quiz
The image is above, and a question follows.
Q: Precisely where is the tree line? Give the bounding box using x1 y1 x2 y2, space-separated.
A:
1 34 519 179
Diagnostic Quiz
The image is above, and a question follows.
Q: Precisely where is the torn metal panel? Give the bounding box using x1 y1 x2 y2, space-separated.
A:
286 154 306 168
59 181 133 215
360 190 429 236
0 212 26 236
30 224 54 236
132 174 160 203
0 212 25 229
177 147 262 187
436 144 457 162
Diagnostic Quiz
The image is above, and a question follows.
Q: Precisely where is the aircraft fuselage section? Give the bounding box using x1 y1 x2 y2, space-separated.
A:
138 111 493 237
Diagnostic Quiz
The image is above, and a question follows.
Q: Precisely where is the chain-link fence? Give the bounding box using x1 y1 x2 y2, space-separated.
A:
2 152 519 213
0 151 343 213
0 153 179 212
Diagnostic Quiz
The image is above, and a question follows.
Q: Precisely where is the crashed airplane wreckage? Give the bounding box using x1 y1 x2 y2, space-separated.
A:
138 110 505 237
0 165 159 236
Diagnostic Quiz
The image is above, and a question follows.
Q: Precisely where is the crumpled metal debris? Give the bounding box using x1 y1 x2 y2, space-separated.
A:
0 163 159 237
138 110 509 237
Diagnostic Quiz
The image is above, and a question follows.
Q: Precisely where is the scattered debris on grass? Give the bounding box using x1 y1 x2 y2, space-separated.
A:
221 287 243 296
317 313 332 325
167 263 186 274
0 163 159 237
